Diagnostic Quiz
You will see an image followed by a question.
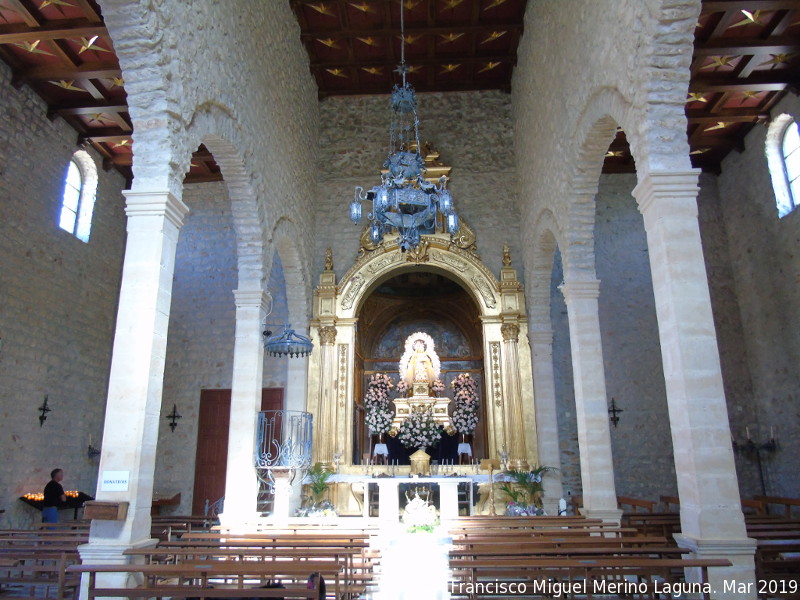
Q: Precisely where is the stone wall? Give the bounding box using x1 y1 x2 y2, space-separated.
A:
157 182 289 515
0 62 127 526
716 93 800 497
314 91 521 284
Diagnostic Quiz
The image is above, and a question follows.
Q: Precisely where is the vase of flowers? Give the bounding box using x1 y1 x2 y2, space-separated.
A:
450 373 479 435
364 373 394 436
499 465 555 516
398 405 442 452
431 379 445 397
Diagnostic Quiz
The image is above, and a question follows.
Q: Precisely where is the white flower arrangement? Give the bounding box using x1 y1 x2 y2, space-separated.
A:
364 373 395 435
402 494 438 533
431 378 445 395
450 373 480 434
397 405 442 449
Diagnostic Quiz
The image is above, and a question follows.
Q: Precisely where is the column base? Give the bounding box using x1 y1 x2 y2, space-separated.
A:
674 535 757 600
582 508 623 525
77 538 158 600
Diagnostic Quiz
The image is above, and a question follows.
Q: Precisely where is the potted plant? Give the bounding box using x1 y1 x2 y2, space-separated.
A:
297 462 337 517
499 465 554 516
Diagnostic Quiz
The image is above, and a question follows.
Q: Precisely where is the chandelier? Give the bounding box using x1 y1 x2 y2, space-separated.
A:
263 325 313 358
349 2 459 252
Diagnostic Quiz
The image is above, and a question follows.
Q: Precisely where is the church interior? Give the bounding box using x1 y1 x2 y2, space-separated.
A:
0 0 799 598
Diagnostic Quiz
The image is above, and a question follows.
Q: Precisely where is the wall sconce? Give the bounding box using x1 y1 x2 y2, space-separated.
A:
732 425 778 496
87 434 101 459
608 397 623 428
166 404 182 432
38 395 51 427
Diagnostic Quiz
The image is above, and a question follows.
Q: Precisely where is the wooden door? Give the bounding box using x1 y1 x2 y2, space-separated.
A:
192 388 284 516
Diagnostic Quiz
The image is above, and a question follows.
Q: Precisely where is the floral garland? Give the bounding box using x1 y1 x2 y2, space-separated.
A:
450 372 479 434
396 405 442 449
364 373 395 435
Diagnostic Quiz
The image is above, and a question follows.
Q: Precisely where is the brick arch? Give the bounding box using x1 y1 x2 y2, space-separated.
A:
270 217 312 327
97 0 188 197
526 209 566 328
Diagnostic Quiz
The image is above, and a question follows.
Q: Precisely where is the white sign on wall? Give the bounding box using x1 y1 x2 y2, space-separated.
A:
100 471 130 492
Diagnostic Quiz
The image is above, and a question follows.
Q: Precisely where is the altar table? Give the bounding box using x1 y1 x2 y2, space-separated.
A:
331 475 479 521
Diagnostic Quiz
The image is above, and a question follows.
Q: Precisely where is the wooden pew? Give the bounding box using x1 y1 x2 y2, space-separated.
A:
69 560 336 599
754 495 800 519
618 495 657 514
0 551 80 600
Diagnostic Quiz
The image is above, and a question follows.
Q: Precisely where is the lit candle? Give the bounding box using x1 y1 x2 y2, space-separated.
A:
770 426 775 440
746 426 751 441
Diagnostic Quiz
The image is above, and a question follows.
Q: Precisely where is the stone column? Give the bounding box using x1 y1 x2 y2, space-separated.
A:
80 190 189 571
560 278 621 523
218 289 271 530
528 328 564 513
633 170 755 596
501 321 529 470
314 325 337 465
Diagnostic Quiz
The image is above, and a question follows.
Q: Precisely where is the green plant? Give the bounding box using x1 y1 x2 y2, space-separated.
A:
499 466 555 509
305 462 334 505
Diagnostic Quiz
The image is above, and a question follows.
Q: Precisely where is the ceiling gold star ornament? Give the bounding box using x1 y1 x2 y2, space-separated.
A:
77 35 111 54
362 66 383 75
481 31 506 44
348 2 373 13
689 148 711 155
478 61 501 73
605 150 624 158
307 2 335 17
439 32 464 44
407 64 421 74
686 92 707 103
440 63 461 74
110 76 125 88
700 55 737 70
14 40 54 56
729 9 763 29
704 121 728 132
442 0 465 8
741 90 759 99
325 67 348 78
483 0 508 10
400 34 421 45
403 0 422 9
40 0 73 8
356 36 379 47
316 38 339 49
759 53 795 67
113 139 131 149
50 80 85 92
88 113 108 124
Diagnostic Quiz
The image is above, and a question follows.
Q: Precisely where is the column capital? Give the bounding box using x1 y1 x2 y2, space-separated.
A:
233 289 272 313
501 322 520 342
559 278 600 301
632 170 701 219
123 190 190 229
318 325 337 345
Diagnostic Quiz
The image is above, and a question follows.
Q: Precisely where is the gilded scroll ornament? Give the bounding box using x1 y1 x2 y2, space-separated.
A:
341 275 365 309
501 323 520 342
324 247 334 271
471 274 497 308
430 250 468 272
367 252 402 275
318 325 337 345
338 344 348 408
406 238 430 264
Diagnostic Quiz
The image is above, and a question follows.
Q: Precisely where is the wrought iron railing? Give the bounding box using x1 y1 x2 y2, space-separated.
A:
254 410 313 494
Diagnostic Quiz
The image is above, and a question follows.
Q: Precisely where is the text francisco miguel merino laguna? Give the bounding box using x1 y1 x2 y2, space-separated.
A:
448 579 712 597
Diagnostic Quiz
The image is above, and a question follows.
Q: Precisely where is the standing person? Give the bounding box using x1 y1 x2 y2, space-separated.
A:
42 468 66 524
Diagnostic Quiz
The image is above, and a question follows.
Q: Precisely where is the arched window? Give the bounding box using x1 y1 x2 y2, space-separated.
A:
782 121 800 210
58 150 97 242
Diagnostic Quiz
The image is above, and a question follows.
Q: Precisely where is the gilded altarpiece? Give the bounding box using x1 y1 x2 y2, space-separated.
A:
306 226 538 476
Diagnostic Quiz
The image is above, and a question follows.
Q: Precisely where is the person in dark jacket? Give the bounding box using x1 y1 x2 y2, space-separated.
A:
42 468 66 523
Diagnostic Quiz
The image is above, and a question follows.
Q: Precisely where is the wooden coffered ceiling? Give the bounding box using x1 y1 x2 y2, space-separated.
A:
0 1 798 185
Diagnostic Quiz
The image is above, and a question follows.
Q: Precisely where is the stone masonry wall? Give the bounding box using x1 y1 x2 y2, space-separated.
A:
0 62 127 526
314 91 521 284
716 93 800 498
157 182 289 515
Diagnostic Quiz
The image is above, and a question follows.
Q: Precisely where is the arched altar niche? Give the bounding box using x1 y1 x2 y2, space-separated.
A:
307 230 538 473
355 271 488 464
